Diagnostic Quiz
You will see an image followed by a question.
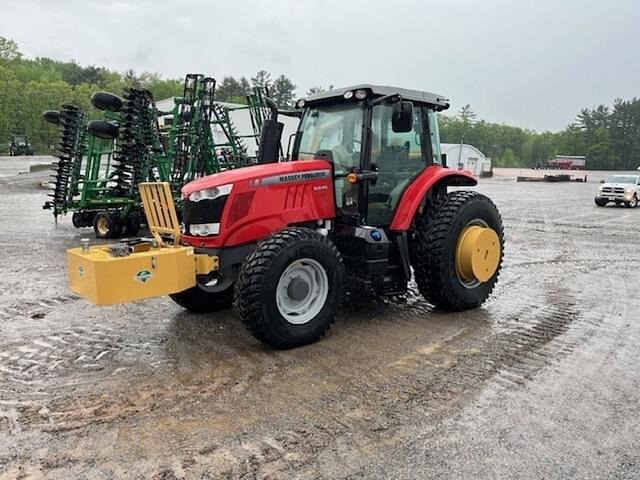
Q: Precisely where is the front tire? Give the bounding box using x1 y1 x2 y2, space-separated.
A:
625 195 638 208
169 285 234 313
410 191 504 311
234 227 345 349
595 198 608 207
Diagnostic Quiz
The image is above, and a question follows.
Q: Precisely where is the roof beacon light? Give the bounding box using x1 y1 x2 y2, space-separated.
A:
343 90 354 100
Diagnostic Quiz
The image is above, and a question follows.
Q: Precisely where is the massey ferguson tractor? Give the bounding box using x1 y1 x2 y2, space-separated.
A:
68 85 504 349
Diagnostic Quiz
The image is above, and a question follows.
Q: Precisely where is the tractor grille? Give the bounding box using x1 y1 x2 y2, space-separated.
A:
182 196 228 235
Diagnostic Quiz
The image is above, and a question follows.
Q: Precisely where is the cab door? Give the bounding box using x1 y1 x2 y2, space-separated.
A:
366 103 431 226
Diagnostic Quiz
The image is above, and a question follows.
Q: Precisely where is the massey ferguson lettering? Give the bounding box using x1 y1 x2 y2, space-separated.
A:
258 169 331 186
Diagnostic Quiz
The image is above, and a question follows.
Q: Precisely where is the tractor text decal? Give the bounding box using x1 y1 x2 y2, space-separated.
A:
257 169 331 186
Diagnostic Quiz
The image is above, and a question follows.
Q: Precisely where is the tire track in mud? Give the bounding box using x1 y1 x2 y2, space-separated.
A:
2 260 613 478
0 323 155 386
117 270 613 479
0 294 78 322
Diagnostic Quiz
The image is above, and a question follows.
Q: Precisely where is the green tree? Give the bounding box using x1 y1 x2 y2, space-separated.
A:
0 37 21 61
251 70 272 92
216 76 242 102
239 76 251 96
458 104 477 127
271 74 296 108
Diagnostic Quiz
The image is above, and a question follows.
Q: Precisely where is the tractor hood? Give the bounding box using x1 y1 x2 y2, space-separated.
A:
181 159 332 197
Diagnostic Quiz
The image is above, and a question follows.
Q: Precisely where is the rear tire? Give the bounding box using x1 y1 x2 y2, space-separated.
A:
234 227 345 349
93 211 121 239
410 190 504 311
169 285 234 313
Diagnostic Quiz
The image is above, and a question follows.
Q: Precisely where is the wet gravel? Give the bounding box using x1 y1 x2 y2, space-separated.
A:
0 161 639 479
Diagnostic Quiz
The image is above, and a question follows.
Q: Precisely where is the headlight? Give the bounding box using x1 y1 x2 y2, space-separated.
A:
189 223 220 236
625 187 635 194
598 185 605 191
188 183 233 202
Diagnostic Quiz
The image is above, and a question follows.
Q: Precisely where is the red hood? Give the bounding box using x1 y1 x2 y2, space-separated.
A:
181 159 332 196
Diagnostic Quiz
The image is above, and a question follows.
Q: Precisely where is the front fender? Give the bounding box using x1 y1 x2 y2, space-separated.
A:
389 166 477 231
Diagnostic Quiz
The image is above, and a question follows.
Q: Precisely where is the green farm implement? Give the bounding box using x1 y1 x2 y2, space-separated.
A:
43 73 263 238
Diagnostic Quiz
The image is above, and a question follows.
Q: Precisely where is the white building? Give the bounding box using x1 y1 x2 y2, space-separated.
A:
155 97 299 159
441 143 492 177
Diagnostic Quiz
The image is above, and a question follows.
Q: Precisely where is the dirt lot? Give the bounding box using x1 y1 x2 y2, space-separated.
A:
1 160 639 479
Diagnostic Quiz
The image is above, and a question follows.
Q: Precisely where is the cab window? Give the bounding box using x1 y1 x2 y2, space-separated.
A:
367 103 430 225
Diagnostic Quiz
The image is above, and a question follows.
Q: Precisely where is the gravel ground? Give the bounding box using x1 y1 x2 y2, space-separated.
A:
0 162 639 479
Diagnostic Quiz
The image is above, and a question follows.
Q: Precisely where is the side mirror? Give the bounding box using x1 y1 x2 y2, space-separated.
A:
599 179 605 183
392 101 413 133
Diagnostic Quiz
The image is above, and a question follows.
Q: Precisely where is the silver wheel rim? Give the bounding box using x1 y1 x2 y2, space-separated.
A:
276 258 329 325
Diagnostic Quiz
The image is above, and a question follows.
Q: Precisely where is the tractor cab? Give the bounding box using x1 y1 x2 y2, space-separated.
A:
291 85 449 226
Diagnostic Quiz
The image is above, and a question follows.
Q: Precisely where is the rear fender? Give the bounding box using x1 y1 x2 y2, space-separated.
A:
389 166 477 231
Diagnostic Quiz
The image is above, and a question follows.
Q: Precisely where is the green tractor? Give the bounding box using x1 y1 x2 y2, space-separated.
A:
8 134 34 156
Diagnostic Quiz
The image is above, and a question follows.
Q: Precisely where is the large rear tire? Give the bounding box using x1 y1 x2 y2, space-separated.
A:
410 190 504 311
234 227 345 349
169 285 234 313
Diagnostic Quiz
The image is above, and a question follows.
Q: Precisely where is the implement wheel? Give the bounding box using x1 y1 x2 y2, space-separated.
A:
234 227 345 349
123 210 143 237
72 211 91 228
170 285 233 313
93 211 121 239
410 190 504 311
91 91 123 112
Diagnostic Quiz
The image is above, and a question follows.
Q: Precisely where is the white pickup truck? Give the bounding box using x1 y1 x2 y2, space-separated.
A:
595 174 640 208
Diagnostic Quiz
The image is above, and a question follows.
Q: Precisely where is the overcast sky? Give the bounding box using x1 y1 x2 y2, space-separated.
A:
2 0 639 131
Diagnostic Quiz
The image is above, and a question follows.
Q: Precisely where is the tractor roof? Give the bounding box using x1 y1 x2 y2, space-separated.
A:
304 84 450 111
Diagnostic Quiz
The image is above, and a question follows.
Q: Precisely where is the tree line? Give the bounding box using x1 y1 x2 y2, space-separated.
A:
1 35 638 169
0 37 298 154
440 100 640 170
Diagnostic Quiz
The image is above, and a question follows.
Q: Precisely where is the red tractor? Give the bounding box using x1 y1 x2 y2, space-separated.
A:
68 85 504 349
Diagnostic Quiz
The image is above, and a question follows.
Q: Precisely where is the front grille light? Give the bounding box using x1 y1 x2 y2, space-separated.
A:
189 223 220 236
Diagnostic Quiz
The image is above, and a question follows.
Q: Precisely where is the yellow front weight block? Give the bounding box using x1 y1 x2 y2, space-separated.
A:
67 244 218 306
455 226 501 283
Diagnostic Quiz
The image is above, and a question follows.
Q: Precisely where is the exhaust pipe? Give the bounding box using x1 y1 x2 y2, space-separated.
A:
257 97 284 164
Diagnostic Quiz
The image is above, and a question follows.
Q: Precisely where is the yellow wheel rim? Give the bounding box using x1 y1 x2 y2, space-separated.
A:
455 225 501 283
96 217 109 235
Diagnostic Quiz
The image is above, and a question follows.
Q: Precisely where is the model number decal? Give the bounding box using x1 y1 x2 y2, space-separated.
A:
257 169 331 186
